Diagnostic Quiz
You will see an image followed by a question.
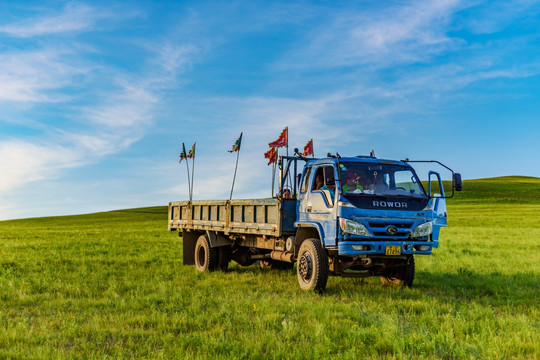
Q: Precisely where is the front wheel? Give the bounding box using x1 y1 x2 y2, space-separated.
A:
296 239 329 292
380 255 415 287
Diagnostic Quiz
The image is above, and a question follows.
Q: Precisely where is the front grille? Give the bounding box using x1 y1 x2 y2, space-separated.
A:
368 222 411 229
367 220 414 239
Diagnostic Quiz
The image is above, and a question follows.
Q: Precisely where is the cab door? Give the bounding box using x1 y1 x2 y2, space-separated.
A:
298 165 338 247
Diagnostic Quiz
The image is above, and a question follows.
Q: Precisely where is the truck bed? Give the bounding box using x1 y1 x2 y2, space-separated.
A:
168 198 297 237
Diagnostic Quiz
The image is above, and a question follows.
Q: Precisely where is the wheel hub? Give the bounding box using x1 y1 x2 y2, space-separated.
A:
298 253 313 281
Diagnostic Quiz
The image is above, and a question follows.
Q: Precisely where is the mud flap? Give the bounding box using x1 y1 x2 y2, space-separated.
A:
182 231 198 265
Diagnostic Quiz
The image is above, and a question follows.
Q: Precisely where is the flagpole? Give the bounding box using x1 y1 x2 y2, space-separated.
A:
181 143 191 201
229 133 242 201
186 159 191 201
285 127 289 157
230 148 240 201
285 127 290 190
190 143 196 202
271 149 278 197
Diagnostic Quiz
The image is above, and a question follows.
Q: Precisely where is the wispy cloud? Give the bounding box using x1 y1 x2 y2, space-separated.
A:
0 140 79 193
0 2 103 37
281 0 464 69
155 43 200 75
0 49 86 102
85 80 159 128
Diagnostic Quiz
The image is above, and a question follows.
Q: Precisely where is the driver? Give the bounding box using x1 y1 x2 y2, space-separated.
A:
342 171 363 193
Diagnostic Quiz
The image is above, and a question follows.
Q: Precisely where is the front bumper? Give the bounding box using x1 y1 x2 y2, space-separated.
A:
338 239 437 256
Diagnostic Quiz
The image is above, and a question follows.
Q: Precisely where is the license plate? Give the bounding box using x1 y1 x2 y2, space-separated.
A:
385 245 401 255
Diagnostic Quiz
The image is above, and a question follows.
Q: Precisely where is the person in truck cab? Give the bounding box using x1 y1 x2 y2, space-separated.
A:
314 167 336 203
342 171 363 193
357 170 372 189
320 178 335 200
366 171 388 192
315 173 324 190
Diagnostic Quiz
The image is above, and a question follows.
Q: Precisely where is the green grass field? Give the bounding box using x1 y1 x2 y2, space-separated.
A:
1 177 539 359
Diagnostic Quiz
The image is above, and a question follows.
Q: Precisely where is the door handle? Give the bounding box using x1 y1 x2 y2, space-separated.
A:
307 206 312 212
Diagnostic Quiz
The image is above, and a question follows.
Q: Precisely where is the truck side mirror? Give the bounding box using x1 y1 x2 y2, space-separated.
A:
453 173 462 191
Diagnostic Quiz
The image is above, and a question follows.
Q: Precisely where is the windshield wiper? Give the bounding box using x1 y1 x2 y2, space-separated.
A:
388 194 427 201
342 192 389 200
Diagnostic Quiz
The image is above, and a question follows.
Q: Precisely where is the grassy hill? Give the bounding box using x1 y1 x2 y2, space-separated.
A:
451 176 540 203
0 178 538 359
425 175 540 204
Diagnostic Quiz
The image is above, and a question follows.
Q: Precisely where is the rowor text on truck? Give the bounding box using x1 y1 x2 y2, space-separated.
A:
168 150 462 292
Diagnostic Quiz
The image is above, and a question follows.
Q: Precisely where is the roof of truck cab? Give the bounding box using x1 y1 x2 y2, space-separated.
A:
305 156 410 167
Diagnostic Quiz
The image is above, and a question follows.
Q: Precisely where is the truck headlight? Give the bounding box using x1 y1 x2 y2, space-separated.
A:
340 218 370 237
411 222 433 238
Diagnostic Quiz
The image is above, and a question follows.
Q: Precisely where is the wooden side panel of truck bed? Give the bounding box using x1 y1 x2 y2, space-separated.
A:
168 199 287 237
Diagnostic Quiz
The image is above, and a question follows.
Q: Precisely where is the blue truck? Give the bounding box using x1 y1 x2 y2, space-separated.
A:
168 152 461 291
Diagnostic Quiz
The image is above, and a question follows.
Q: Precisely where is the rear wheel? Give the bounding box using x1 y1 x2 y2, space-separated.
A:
194 235 218 272
380 255 415 287
296 239 329 292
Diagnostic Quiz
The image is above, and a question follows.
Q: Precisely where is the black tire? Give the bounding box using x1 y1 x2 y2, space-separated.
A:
194 235 218 272
296 238 329 292
380 255 415 287
217 246 231 271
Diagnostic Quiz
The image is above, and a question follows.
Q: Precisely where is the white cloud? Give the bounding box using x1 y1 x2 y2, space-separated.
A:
277 0 466 70
0 49 86 102
62 132 140 157
0 140 79 193
156 43 200 74
85 81 159 128
351 1 457 50
0 2 105 37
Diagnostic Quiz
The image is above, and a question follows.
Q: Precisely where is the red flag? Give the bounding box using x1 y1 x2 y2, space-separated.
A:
302 139 313 157
264 148 274 159
268 149 278 165
264 147 278 165
179 143 187 163
268 127 288 148
187 143 196 158
228 133 243 153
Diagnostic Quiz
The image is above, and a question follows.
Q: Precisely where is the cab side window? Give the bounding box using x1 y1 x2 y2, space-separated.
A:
300 167 312 193
312 167 325 191
311 165 336 207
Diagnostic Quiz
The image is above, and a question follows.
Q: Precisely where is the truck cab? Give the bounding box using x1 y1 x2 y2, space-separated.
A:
283 154 461 290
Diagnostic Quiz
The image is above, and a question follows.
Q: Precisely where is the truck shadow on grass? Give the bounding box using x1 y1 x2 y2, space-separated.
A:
208 263 538 305
413 270 538 305
325 270 539 306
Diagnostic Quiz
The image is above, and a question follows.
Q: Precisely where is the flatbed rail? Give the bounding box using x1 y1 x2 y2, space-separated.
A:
168 199 283 237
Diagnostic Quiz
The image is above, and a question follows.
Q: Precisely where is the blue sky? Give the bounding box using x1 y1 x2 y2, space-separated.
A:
1 0 539 220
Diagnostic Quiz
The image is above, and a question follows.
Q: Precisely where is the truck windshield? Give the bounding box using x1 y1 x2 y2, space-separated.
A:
339 162 426 198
